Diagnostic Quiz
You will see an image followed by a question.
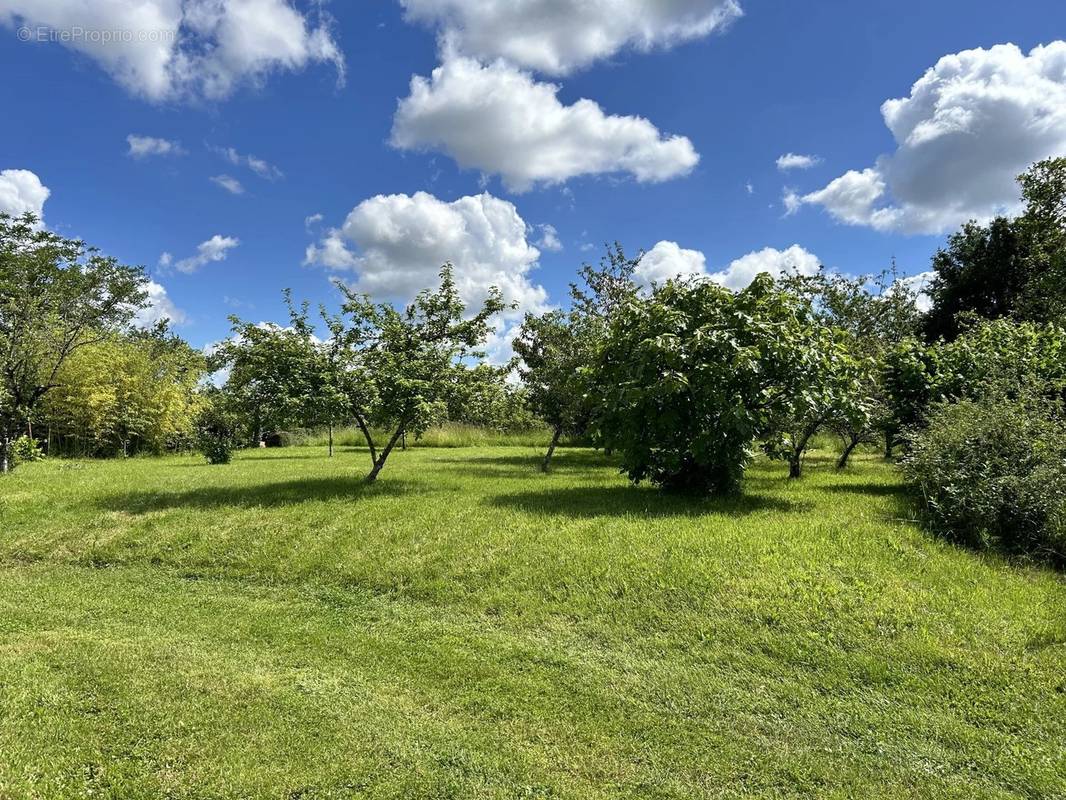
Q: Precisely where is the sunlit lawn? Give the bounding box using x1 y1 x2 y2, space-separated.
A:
0 446 1063 798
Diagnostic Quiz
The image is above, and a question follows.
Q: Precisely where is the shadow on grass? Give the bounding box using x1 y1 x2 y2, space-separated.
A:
97 476 414 514
824 482 908 498
432 450 617 478
489 485 806 519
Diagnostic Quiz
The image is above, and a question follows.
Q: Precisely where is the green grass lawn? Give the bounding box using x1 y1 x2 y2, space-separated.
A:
0 447 1063 799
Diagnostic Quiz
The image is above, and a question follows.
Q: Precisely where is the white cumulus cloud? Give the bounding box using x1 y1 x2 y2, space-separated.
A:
710 244 821 289
173 234 239 274
399 0 742 75
798 42 1066 234
633 241 822 291
776 152 821 171
0 169 49 220
635 240 708 286
391 55 700 192
897 270 935 313
134 280 187 327
782 187 802 216
127 134 185 158
535 223 562 252
0 0 344 103
305 191 551 361
306 190 548 312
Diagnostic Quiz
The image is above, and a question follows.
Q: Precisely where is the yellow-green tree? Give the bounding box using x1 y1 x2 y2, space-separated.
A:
42 325 206 457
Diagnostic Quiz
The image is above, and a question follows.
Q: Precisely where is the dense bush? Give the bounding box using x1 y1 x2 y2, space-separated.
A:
195 395 240 465
902 396 1066 561
884 319 1066 446
596 275 825 494
11 435 44 466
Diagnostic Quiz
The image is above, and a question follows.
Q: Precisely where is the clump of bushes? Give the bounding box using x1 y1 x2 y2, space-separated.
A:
11 436 44 466
194 396 239 465
902 396 1066 561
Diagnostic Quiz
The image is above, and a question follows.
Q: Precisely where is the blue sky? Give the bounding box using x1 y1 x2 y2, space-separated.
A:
1 0 1065 353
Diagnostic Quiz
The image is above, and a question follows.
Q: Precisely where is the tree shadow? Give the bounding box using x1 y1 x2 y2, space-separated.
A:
488 485 806 519
435 450 613 467
432 450 618 479
174 454 315 464
824 482 908 498
97 476 416 514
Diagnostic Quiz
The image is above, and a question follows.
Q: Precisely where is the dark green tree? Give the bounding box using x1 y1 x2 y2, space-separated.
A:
923 217 1025 342
1016 156 1066 322
595 274 819 494
923 157 1066 339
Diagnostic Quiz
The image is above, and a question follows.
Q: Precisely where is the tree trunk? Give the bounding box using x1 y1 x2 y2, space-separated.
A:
542 426 562 473
355 414 377 468
788 420 821 480
365 425 406 483
0 427 11 475
837 434 860 470
328 421 334 458
884 430 894 460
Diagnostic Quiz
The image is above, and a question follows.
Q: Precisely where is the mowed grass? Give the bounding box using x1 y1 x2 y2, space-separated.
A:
0 447 1063 799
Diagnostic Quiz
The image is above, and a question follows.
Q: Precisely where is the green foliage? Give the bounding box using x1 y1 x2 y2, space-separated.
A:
41 324 206 457
884 318 1066 439
195 391 240 465
923 217 1025 341
924 157 1066 339
761 321 870 479
0 213 147 472
445 363 537 432
337 264 506 481
596 274 820 494
883 337 941 437
1015 156 1066 321
216 291 359 445
777 265 923 462
10 435 44 465
511 244 644 471
903 396 1066 561
569 242 641 320
513 309 595 464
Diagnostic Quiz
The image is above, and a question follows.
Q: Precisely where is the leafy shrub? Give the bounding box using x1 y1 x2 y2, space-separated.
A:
596 275 822 494
194 395 239 465
884 319 1066 446
11 435 44 465
902 397 1066 560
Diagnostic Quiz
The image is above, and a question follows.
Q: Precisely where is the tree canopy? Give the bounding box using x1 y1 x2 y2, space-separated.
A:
337 264 506 482
595 274 826 493
0 213 147 472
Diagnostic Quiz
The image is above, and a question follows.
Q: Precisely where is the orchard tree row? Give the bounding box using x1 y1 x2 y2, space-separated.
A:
2 157 1065 560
